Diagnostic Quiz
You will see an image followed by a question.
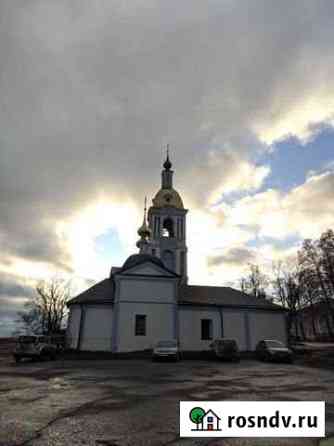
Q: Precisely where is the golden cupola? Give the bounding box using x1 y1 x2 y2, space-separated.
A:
152 147 184 209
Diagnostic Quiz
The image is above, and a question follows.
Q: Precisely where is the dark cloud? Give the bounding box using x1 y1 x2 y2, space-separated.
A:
0 272 34 298
207 247 255 268
0 272 35 336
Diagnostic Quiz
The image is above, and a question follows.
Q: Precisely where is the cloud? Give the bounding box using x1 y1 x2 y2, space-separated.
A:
208 247 256 268
0 272 34 298
182 150 270 206
0 272 35 336
225 168 334 241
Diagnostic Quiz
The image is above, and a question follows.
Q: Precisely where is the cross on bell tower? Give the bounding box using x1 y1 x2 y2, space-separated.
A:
147 146 188 283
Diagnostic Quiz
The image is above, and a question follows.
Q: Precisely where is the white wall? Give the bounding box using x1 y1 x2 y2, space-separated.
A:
117 302 175 352
67 305 81 349
178 307 286 352
119 279 174 303
80 306 113 351
179 307 221 351
248 311 287 350
223 310 247 351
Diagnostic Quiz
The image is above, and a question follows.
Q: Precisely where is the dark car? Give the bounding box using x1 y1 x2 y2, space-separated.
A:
13 335 58 363
209 338 240 361
255 339 293 363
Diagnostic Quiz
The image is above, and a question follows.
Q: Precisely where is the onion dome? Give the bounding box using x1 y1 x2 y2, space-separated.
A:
137 196 151 239
152 188 184 209
137 222 151 238
163 154 172 170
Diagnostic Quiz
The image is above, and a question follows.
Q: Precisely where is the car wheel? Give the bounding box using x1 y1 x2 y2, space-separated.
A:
40 350 50 361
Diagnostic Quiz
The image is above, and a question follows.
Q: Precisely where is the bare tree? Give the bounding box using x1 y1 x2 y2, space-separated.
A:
240 263 269 299
272 260 305 341
319 229 334 295
299 266 321 339
298 238 334 337
16 277 71 335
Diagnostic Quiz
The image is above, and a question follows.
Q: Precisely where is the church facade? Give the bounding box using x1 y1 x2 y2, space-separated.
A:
66 154 287 353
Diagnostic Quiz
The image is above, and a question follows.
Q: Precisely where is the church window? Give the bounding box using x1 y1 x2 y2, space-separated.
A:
135 315 146 336
162 218 174 238
201 319 213 340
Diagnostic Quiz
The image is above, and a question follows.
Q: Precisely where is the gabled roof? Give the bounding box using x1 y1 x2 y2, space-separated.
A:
120 254 165 272
203 409 221 420
67 278 283 310
179 285 284 311
119 253 179 276
67 278 114 306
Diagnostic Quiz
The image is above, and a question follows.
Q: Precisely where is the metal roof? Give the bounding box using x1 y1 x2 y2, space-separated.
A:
67 278 114 306
179 285 284 310
68 280 284 311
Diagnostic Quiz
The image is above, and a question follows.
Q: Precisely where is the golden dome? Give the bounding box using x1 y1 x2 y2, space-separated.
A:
152 188 184 209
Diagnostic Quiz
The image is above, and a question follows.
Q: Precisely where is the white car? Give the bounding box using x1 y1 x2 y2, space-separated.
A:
152 340 180 361
13 335 58 363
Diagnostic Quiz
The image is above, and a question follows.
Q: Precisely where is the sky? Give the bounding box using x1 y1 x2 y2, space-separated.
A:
1 0 334 336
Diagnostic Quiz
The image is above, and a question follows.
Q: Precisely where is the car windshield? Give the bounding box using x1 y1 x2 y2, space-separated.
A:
216 340 235 346
156 341 177 347
265 340 284 348
18 336 36 343
37 336 48 343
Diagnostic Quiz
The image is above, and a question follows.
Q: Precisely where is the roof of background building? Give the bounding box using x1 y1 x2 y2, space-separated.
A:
179 285 284 310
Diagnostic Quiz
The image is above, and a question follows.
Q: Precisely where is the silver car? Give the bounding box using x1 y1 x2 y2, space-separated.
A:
152 340 180 361
255 339 293 363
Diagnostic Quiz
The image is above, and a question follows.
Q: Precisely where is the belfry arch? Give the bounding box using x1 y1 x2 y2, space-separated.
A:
162 218 174 238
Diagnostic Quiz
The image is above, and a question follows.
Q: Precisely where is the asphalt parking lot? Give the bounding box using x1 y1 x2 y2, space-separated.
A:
0 355 334 446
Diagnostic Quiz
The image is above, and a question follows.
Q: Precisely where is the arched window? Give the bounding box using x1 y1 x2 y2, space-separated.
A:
162 250 175 271
162 218 174 238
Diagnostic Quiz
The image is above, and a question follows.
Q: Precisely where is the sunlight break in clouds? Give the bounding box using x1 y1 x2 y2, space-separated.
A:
57 198 140 281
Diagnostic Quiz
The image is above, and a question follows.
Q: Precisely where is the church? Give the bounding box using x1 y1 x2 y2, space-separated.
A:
66 153 287 353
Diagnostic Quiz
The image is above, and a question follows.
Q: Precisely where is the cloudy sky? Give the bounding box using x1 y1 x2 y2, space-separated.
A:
1 0 334 336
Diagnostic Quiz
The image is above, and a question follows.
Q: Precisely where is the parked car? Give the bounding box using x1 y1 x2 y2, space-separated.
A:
209 338 240 361
152 340 180 361
255 339 293 363
13 335 58 363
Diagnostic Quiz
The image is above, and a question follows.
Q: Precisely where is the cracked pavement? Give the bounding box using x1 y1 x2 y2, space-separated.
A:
0 356 333 446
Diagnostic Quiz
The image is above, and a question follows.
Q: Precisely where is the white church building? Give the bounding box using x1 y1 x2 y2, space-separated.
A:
66 153 287 353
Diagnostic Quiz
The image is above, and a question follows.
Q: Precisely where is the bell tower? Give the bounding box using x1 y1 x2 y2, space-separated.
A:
147 147 188 283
